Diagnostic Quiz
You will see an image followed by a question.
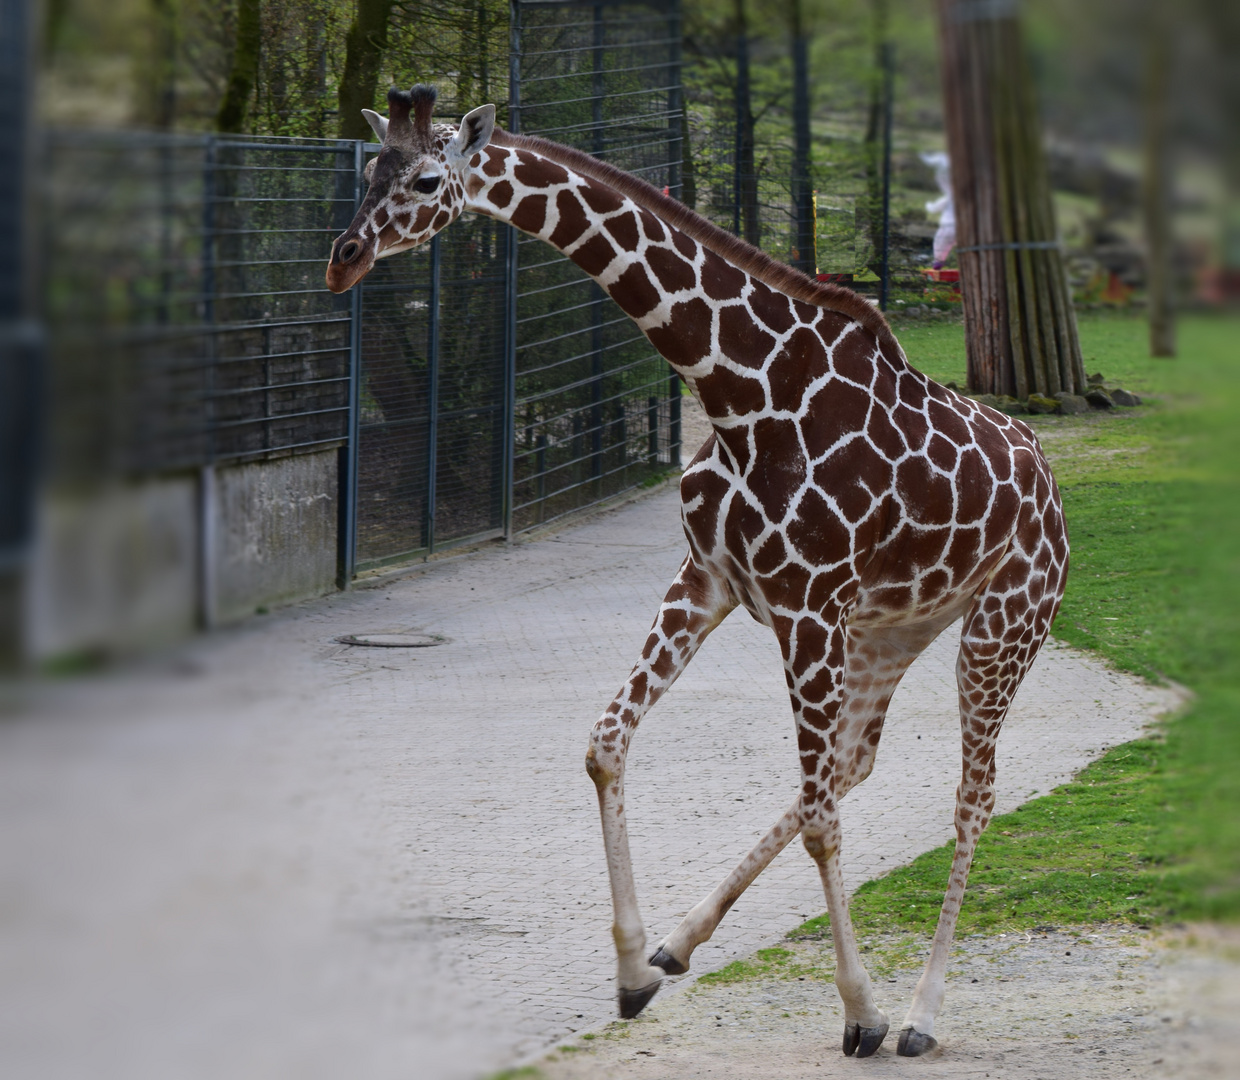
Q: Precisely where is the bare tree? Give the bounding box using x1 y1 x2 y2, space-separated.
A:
338 0 396 140
216 0 262 132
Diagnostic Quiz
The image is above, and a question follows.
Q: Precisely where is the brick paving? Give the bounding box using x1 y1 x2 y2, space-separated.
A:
0 476 1180 1080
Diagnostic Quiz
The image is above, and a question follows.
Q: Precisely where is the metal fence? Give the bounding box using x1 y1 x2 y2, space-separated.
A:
35 0 686 580
681 33 932 303
508 0 683 532
43 132 356 483
353 217 510 568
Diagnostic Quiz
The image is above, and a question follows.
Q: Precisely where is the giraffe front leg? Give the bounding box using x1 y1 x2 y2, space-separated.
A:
587 553 733 1019
786 614 890 1057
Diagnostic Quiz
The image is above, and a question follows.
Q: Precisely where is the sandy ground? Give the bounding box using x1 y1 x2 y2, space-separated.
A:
534 928 1240 1080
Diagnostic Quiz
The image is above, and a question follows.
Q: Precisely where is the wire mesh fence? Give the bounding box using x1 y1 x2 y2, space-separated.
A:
35 2 689 581
508 0 683 532
353 218 510 567
42 131 357 485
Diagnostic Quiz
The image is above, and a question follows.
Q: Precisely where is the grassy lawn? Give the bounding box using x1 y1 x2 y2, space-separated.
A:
792 311 1240 944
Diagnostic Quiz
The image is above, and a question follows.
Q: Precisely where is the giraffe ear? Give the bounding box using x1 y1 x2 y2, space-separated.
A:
450 104 496 162
362 108 388 142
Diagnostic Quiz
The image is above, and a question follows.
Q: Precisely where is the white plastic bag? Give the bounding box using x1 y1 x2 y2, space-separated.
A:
922 151 956 267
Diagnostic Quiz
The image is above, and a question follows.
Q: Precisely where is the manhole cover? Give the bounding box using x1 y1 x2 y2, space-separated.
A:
335 632 449 648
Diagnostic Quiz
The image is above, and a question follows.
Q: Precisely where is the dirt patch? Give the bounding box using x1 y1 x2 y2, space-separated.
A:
533 927 1238 1079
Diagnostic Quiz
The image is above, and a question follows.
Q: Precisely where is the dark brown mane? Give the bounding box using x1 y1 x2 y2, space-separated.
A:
490 128 902 357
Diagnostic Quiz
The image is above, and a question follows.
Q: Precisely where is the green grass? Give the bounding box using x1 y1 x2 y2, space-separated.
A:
695 946 808 986
791 311 1240 942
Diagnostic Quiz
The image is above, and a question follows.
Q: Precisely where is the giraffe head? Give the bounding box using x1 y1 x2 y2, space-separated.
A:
326 85 496 294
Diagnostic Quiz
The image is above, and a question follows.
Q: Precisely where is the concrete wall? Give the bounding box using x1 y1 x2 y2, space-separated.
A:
211 450 339 625
28 475 200 659
26 447 342 661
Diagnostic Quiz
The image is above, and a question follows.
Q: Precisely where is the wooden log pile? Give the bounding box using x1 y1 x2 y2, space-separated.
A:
936 0 1085 398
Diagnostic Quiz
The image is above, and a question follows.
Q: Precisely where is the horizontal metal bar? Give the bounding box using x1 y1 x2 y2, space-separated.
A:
513 457 659 520
208 434 350 463
518 56 678 86
352 525 504 574
199 374 350 400
517 329 648 377
205 195 356 206
208 403 349 431
519 81 680 114
516 354 666 406
517 311 631 358
514 374 670 441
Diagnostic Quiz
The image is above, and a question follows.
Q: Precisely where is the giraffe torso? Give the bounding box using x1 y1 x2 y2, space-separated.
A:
677 327 1058 636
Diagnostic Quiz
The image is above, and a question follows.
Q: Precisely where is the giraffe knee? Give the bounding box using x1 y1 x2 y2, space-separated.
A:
586 722 626 788
801 825 839 863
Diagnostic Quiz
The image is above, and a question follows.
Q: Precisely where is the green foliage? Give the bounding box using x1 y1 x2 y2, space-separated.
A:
694 946 806 985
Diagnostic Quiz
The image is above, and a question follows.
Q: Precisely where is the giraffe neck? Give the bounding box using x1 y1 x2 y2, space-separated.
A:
467 139 909 437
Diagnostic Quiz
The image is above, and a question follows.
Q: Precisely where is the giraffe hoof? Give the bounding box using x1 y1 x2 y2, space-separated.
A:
649 947 688 975
897 1027 939 1057
843 1020 889 1058
617 979 661 1019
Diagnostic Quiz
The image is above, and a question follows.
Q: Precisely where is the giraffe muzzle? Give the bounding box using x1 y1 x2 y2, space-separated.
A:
326 233 374 294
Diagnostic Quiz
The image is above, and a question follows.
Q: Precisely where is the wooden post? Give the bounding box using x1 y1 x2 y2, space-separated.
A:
936 0 1084 397
1144 21 1176 358
790 0 815 274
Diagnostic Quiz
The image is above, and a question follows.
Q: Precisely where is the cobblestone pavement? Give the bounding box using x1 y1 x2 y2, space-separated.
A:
0 479 1180 1080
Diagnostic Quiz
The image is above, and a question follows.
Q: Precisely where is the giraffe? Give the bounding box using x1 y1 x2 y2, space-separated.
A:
327 86 1069 1059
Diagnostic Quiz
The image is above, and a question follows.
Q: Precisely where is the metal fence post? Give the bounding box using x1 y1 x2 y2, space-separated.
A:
199 135 218 626
502 0 523 539
879 42 894 312
669 368 681 468
667 2 683 202
339 138 364 586
589 3 606 498
668 1 684 471
0 0 41 667
425 234 442 555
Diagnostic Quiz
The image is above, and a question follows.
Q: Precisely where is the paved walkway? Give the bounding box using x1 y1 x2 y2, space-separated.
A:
0 486 1179 1080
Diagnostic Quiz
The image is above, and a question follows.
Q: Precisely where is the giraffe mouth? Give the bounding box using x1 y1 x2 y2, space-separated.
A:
326 232 375 294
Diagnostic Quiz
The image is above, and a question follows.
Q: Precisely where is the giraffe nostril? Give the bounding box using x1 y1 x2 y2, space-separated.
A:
338 239 361 264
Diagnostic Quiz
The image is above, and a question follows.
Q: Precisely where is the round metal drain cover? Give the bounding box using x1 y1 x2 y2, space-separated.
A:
335 632 449 648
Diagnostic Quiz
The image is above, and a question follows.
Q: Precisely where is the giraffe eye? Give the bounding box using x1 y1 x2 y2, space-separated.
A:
413 175 441 195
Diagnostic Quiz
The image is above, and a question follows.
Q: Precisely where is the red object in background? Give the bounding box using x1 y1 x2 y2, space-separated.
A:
1197 267 1240 305
816 272 854 285
1100 271 1133 305
919 266 963 302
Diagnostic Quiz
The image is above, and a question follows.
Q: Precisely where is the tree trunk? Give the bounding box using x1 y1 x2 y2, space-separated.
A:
1143 23 1175 357
733 0 760 247
337 0 396 141
790 0 814 273
861 0 888 274
936 0 1084 398
216 0 261 134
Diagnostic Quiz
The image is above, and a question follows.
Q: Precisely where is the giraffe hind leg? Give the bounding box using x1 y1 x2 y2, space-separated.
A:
898 532 1064 1054
649 797 803 974
833 619 953 800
